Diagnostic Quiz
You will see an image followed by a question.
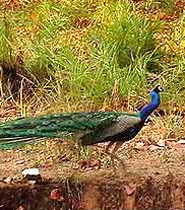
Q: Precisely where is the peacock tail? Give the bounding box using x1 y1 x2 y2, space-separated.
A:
0 111 138 149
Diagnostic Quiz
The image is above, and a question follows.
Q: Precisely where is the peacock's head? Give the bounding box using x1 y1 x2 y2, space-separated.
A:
152 84 164 93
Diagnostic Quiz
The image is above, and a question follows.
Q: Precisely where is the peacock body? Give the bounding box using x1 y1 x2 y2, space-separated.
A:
0 85 164 151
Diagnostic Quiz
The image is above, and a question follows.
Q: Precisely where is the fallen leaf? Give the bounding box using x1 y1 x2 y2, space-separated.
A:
157 139 165 147
16 205 25 210
90 160 101 168
15 160 25 165
174 143 185 150
134 142 144 150
79 160 91 169
71 198 80 209
166 140 176 148
79 159 101 169
28 180 37 185
124 183 136 195
3 177 12 184
148 145 163 151
177 140 185 144
60 154 70 162
41 163 53 168
50 188 64 202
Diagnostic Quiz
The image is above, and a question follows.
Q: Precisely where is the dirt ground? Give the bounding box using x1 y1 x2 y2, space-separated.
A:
0 139 185 181
0 130 184 210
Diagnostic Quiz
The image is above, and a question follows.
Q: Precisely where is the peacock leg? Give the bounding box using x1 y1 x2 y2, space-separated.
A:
111 141 124 155
111 141 126 170
104 141 124 170
103 141 117 168
105 141 115 153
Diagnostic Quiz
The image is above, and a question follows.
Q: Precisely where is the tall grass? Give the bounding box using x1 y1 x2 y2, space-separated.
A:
0 0 184 114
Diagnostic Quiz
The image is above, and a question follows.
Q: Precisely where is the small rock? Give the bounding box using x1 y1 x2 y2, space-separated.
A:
22 168 41 183
22 168 40 176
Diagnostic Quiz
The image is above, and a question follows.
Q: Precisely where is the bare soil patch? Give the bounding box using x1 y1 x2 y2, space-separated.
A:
0 132 184 209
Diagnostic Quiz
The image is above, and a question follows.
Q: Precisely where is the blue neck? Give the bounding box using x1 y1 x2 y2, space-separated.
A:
139 90 160 121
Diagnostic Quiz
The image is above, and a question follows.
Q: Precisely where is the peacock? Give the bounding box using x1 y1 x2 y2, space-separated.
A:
0 85 164 156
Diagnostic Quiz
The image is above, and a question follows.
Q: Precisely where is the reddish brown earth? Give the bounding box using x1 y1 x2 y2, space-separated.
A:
0 133 184 210
0 167 185 210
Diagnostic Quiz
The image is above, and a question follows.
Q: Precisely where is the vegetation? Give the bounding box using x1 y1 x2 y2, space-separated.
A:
0 0 185 133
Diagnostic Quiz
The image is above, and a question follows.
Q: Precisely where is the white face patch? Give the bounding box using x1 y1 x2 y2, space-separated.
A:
158 85 164 92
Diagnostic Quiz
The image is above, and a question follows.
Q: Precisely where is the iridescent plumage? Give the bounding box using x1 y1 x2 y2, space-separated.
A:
0 85 164 152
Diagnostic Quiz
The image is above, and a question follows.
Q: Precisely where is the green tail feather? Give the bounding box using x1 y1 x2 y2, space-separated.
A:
0 137 47 150
0 112 125 149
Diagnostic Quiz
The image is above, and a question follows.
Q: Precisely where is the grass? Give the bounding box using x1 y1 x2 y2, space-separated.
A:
0 1 157 105
0 0 184 134
141 0 177 14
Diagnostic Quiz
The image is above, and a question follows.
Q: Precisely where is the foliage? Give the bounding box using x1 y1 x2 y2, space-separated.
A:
0 0 184 118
